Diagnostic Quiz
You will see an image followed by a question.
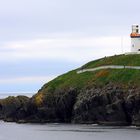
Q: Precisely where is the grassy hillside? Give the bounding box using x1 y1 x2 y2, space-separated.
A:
81 54 140 69
40 54 140 95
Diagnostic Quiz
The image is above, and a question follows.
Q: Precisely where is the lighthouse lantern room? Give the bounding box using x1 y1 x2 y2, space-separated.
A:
130 24 140 52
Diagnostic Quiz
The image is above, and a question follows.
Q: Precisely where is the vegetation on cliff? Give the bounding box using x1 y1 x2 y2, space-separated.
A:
38 54 140 96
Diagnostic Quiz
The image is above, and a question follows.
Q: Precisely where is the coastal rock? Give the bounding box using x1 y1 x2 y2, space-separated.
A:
72 86 130 125
26 88 78 123
0 96 29 122
125 92 140 126
1 85 140 126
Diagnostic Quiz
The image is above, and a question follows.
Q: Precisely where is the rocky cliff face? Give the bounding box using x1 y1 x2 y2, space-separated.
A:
1 84 140 126
72 85 130 125
0 96 29 122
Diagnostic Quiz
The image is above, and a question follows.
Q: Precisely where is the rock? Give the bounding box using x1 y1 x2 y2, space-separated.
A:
0 96 29 122
72 85 131 125
27 88 78 123
1 84 140 126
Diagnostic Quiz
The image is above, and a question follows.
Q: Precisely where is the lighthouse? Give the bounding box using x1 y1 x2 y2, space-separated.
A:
130 24 140 52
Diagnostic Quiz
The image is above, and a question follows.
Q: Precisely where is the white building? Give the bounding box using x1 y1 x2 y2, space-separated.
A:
130 24 140 52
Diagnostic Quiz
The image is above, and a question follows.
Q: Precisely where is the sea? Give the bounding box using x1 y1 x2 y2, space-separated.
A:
0 93 140 140
0 122 140 140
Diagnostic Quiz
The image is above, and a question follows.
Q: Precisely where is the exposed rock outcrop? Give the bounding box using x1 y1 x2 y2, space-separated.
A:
0 96 29 122
1 84 140 126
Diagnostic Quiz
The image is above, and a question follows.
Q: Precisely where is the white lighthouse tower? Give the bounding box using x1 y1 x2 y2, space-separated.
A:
130 24 140 52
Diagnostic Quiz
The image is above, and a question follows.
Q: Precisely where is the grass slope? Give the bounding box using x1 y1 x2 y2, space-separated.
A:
82 54 140 69
40 54 140 94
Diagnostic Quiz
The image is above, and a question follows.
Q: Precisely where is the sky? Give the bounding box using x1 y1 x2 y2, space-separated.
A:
0 0 139 93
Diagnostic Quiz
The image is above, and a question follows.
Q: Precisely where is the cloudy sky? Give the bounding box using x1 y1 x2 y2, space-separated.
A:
0 0 139 93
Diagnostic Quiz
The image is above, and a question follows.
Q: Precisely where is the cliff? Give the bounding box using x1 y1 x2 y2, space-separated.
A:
1 54 140 126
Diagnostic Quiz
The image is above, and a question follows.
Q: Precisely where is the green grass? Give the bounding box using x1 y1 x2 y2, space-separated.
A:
93 69 140 86
81 54 140 69
41 70 95 93
40 54 140 94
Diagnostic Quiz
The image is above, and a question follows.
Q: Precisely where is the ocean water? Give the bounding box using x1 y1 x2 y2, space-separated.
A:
0 121 140 140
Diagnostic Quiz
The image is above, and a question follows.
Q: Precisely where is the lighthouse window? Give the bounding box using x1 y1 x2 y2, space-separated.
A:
132 44 134 47
136 29 139 33
138 49 140 51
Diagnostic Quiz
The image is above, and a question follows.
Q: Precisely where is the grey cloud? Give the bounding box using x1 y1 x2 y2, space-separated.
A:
0 0 139 41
